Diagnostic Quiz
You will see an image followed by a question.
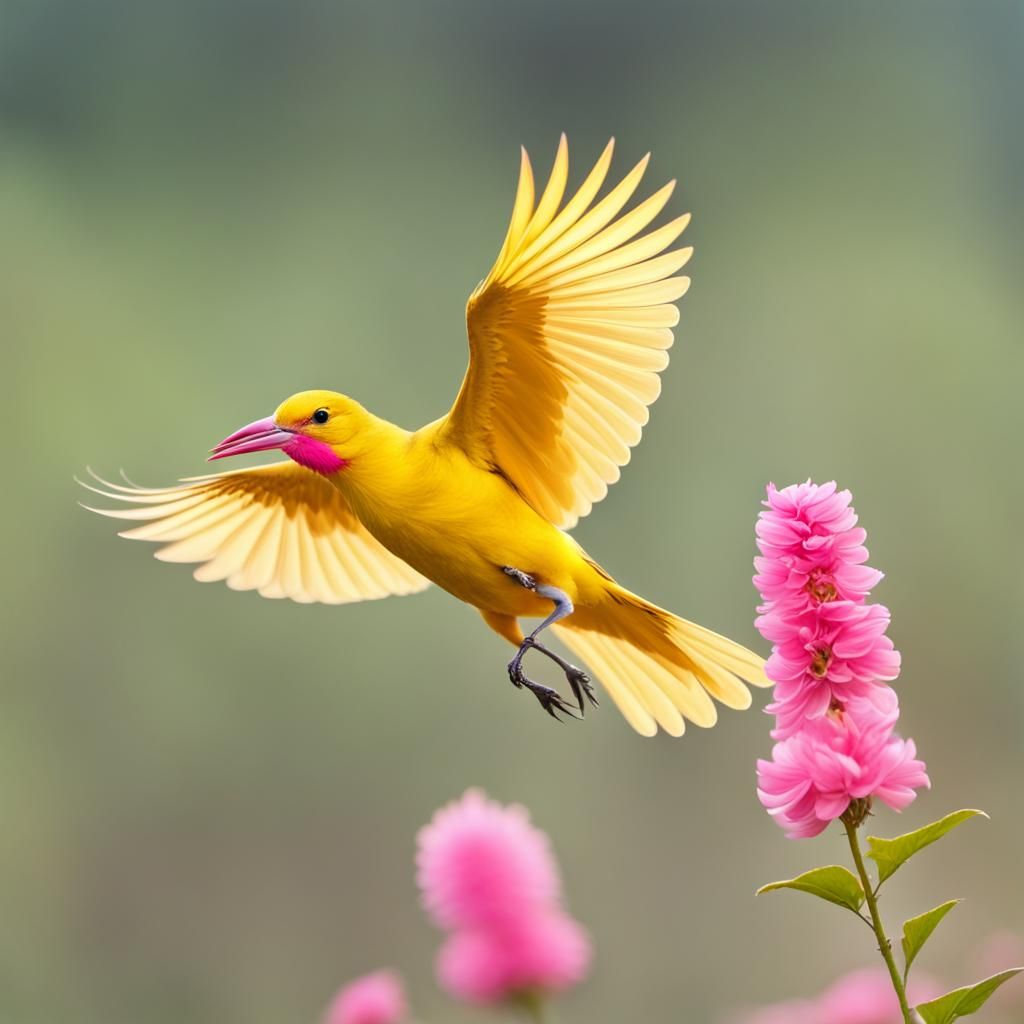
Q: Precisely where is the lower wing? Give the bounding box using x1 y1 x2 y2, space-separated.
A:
79 462 430 605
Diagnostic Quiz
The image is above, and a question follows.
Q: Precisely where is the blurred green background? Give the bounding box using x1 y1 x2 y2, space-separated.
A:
2 1 1022 1021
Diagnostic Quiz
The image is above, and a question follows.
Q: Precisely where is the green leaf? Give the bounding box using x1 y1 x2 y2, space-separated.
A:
901 900 961 977
915 969 1022 1023
756 865 865 912
866 809 987 886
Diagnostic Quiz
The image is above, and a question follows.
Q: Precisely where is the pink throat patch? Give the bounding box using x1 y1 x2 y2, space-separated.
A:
284 434 349 475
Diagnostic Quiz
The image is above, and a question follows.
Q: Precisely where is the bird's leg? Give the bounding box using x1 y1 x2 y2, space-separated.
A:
501 567 597 718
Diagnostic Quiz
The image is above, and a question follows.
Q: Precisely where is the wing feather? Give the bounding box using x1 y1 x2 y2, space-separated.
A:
81 463 430 605
193 506 268 584
505 137 615 278
441 137 690 527
504 152 651 288
233 505 284 592
514 178 675 288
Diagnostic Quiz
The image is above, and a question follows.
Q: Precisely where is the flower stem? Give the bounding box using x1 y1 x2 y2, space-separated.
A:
515 991 548 1024
843 816 914 1023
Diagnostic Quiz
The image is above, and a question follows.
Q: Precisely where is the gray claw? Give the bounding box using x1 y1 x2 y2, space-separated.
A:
566 666 599 713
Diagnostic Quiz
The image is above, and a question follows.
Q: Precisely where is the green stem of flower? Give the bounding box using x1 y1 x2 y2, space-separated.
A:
515 991 548 1024
843 816 914 1024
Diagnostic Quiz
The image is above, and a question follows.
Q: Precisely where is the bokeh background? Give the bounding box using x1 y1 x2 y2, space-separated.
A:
2 2 1022 1022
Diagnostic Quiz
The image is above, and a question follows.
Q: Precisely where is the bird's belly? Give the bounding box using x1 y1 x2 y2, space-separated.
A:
354 500 575 617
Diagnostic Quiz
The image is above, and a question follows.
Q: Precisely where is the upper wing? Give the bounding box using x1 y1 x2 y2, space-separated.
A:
80 463 430 604
439 135 692 528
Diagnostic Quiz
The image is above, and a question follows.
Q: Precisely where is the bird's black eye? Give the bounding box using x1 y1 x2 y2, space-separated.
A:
312 408 329 424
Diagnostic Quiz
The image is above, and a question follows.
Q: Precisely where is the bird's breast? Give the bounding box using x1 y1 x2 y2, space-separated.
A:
336 460 579 616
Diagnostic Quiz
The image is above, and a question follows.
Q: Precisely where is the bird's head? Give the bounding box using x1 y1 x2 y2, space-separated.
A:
209 389 370 475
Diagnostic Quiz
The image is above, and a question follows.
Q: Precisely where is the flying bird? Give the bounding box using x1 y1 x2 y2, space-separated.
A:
81 136 768 736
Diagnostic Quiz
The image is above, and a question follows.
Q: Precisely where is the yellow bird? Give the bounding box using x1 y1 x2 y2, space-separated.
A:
81 136 768 736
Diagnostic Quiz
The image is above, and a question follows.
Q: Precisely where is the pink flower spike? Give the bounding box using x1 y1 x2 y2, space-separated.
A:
323 971 407 1024
436 911 591 1004
416 789 562 931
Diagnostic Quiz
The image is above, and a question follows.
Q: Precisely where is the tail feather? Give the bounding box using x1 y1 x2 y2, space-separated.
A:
553 586 769 737
551 627 666 736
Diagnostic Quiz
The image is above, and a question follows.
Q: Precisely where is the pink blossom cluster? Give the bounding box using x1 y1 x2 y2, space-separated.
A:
416 789 591 1004
754 482 929 838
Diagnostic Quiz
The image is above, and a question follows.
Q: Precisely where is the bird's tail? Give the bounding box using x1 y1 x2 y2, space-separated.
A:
552 585 770 737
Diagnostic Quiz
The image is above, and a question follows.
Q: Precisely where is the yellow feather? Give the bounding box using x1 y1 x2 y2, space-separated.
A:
504 138 616 279
548 243 693 295
516 180 676 287
504 152 651 287
519 134 569 250
491 147 535 276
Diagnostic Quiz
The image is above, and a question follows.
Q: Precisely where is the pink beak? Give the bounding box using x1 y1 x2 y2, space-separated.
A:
208 416 294 461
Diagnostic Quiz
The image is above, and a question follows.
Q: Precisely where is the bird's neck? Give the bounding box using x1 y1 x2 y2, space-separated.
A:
326 415 416 510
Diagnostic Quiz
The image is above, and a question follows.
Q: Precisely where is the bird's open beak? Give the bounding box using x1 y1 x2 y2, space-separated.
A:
208 416 294 461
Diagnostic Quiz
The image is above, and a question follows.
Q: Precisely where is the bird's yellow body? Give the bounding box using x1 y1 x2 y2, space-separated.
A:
329 412 596 620
82 136 769 736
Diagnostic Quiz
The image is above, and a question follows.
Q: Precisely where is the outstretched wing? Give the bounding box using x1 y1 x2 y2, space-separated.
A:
80 463 430 604
440 135 692 529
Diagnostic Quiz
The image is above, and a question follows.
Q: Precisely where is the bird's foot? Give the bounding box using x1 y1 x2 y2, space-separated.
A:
518 674 581 721
565 665 599 714
507 642 580 722
501 565 537 591
523 637 598 716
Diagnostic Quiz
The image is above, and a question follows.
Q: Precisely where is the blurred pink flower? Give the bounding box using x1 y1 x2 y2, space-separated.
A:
757 689 929 838
816 967 942 1023
416 789 561 931
974 931 1024 1009
436 910 592 1004
975 929 1024 978
417 789 591 1006
731 998 817 1024
323 970 407 1024
732 968 941 1024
